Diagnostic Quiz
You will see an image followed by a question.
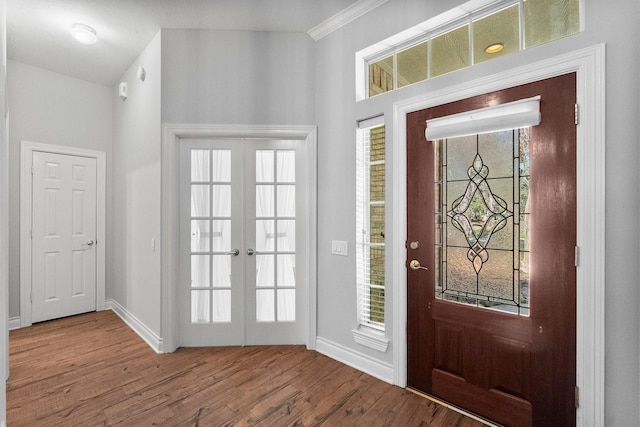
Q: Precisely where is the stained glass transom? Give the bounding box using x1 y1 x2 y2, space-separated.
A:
435 129 530 316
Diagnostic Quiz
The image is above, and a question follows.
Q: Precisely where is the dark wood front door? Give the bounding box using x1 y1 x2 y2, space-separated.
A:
407 73 577 427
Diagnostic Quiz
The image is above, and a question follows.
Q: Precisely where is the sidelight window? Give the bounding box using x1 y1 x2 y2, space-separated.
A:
356 118 386 330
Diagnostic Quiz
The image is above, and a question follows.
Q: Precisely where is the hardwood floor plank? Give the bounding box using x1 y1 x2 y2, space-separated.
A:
7 311 486 426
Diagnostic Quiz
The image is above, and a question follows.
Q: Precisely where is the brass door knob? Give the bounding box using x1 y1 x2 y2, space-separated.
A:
409 259 428 271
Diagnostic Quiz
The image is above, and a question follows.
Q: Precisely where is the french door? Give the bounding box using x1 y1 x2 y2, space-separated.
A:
407 74 577 426
179 139 306 346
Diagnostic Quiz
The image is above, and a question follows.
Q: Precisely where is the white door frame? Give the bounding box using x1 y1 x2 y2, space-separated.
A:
161 124 317 353
392 44 605 426
20 141 107 327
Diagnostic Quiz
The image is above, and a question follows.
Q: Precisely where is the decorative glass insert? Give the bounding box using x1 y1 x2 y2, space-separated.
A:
435 129 530 316
255 150 296 322
190 149 233 323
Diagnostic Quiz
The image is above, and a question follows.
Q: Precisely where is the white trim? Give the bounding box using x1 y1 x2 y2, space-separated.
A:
392 44 605 427
106 300 163 353
316 336 393 384
352 326 389 352
161 124 317 353
307 0 388 41
19 141 107 328
358 114 385 129
7 318 19 331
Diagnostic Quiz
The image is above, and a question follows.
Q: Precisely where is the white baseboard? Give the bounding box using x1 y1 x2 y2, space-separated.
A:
11 307 395 388
106 300 164 353
8 317 20 331
315 336 394 384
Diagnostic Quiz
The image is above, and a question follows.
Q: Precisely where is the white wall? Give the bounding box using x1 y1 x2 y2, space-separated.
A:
158 29 315 348
6 61 113 321
314 0 639 425
161 29 315 125
0 0 7 423
111 31 162 336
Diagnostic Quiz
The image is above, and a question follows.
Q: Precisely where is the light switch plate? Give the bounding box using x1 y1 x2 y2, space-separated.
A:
332 240 348 256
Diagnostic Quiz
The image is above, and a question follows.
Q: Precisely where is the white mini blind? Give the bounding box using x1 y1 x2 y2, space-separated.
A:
425 96 541 141
356 117 385 330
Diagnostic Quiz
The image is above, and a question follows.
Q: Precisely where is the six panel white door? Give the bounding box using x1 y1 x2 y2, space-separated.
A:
179 139 306 346
31 151 97 323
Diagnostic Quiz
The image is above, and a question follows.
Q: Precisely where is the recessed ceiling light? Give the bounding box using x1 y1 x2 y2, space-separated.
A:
485 43 504 54
71 23 97 45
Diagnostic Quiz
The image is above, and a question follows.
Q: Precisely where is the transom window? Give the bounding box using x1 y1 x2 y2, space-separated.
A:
360 0 581 99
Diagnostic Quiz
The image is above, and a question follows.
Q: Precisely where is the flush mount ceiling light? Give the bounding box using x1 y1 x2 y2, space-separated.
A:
485 42 504 54
71 23 97 45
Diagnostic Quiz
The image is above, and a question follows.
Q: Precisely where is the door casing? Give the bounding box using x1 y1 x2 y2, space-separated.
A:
392 45 605 425
20 141 107 327
161 124 317 353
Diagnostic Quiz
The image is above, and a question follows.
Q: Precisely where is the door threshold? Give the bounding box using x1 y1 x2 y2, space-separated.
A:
406 387 503 427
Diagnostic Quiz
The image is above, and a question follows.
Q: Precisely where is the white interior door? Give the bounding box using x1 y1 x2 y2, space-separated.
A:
179 139 306 346
31 151 97 323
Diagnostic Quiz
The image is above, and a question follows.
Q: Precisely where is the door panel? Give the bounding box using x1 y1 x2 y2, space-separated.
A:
180 143 244 345
179 139 305 347
407 73 577 426
32 152 97 323
245 145 304 344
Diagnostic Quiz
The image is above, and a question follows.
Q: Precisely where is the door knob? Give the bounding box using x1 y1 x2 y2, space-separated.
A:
409 259 428 271
84 240 95 246
247 248 256 256
224 249 240 256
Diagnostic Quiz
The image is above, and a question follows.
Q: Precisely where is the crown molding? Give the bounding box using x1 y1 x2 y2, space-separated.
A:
307 0 388 41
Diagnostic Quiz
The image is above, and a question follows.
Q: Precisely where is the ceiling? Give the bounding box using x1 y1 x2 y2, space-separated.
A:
7 0 362 86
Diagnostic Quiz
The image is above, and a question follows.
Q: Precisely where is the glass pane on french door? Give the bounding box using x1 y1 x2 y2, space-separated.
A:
190 148 233 323
179 139 305 347
255 149 296 322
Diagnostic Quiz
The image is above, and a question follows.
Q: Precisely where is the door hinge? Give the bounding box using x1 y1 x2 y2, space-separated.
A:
575 246 580 267
575 386 580 408
574 103 580 125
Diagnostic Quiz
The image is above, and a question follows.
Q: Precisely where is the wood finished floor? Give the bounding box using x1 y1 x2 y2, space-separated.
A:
7 310 485 426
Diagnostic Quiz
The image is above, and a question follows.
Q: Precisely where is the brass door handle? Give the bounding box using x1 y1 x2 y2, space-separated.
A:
409 259 428 271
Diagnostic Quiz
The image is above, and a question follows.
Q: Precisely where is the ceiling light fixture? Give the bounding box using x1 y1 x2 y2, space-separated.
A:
71 23 97 45
485 42 504 54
